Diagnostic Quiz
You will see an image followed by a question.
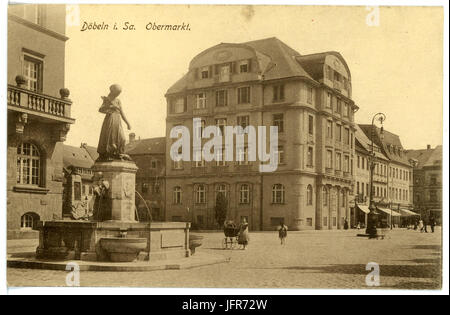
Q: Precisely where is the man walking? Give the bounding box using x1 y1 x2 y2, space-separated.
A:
278 221 288 245
429 215 436 233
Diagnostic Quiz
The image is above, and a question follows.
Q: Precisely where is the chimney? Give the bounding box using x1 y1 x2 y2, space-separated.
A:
129 133 136 143
427 144 431 150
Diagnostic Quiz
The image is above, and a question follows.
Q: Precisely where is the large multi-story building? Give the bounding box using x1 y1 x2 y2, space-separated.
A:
7 4 74 238
125 134 166 222
406 145 442 224
359 125 413 218
352 124 389 227
164 37 357 230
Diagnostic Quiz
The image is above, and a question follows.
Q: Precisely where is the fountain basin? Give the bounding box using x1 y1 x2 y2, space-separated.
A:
100 237 147 262
189 235 204 255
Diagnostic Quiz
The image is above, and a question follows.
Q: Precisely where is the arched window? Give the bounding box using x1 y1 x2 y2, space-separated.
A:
17 143 41 186
307 185 313 205
173 186 182 204
215 184 227 198
20 212 39 230
272 184 285 204
239 184 250 204
323 187 328 206
195 184 206 204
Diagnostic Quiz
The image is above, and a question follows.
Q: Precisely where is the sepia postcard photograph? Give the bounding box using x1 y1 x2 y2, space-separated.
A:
1 0 448 297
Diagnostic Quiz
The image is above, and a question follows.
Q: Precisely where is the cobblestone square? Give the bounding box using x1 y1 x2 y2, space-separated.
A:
7 228 442 289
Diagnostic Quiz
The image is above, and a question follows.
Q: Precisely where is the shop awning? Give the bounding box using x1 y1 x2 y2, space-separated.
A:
357 205 370 214
377 207 401 217
399 209 420 216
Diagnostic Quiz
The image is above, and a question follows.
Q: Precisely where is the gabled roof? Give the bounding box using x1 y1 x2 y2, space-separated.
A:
354 124 388 161
296 51 351 81
81 144 99 161
359 124 410 166
125 137 166 155
62 144 95 169
406 145 442 169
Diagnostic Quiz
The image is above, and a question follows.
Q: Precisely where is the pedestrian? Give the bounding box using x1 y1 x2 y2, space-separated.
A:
357 222 361 230
344 218 349 230
418 219 424 232
430 216 436 233
422 217 428 233
238 217 249 250
278 221 288 245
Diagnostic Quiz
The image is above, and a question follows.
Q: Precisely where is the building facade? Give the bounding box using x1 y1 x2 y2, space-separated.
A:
7 4 74 238
352 124 390 227
164 37 357 230
359 125 414 218
125 134 166 222
406 145 442 224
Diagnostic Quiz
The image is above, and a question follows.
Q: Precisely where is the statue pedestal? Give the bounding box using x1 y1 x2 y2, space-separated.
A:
93 160 138 222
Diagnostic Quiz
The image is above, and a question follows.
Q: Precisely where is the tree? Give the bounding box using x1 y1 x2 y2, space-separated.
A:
214 192 228 227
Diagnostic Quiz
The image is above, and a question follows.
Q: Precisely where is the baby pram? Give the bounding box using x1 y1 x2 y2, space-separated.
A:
222 221 240 249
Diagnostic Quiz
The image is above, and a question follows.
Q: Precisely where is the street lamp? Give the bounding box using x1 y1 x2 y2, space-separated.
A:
366 112 386 238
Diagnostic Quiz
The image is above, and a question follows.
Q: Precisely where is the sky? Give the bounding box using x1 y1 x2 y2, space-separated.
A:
64 4 444 150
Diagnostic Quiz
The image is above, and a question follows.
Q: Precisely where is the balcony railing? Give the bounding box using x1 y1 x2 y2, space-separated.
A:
8 84 72 119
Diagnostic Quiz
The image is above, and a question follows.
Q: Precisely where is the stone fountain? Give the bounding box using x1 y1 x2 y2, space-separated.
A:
36 85 191 263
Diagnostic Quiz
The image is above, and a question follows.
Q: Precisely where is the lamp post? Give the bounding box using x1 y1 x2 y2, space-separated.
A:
366 113 386 238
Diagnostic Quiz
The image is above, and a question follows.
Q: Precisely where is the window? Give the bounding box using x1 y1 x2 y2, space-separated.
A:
336 98 342 114
307 185 313 205
323 187 328 206
323 217 328 227
326 92 332 108
23 54 43 92
326 120 333 139
308 115 314 135
430 190 437 202
344 128 350 145
326 150 333 169
215 90 228 107
194 119 206 137
200 66 210 79
17 143 41 186
151 160 158 169
343 102 349 117
237 87 251 104
195 93 207 109
172 97 186 113
21 213 35 230
195 185 206 204
142 183 149 193
306 218 313 226
273 114 284 133
357 156 360 168
172 147 183 169
344 155 350 173
272 184 285 204
194 150 205 167
173 186 182 204
239 61 249 73
307 86 313 104
237 146 249 165
362 158 365 170
237 115 249 133
27 4 46 26
219 64 231 82
326 66 333 80
336 153 342 170
215 147 227 166
307 147 314 167
430 175 437 185
273 85 285 102
276 146 284 165
239 184 250 204
215 118 227 135
215 184 227 199
336 124 342 142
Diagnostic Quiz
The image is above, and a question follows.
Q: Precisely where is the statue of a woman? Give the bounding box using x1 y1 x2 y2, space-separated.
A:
97 84 132 161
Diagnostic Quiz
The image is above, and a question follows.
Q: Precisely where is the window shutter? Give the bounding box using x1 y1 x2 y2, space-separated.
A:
247 59 252 72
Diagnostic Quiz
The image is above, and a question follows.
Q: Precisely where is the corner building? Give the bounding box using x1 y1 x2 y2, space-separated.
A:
165 38 357 230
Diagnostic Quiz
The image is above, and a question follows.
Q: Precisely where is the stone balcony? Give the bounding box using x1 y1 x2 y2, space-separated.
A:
7 82 74 125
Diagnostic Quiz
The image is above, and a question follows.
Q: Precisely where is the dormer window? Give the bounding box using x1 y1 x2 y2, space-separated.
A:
200 66 210 79
239 61 248 73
